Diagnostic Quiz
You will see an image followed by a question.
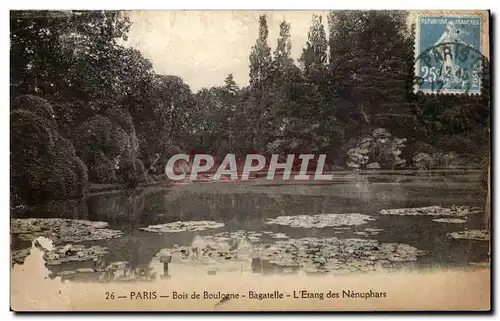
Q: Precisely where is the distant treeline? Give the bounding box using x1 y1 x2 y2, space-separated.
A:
10 10 490 205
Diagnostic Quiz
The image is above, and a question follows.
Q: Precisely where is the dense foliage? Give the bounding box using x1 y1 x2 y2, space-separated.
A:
10 10 490 205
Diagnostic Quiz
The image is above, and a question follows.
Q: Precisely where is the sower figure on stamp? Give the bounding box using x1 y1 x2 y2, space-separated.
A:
434 21 468 87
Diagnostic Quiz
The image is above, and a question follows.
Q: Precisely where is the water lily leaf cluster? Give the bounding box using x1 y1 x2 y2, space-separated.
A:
266 213 375 228
380 205 482 217
431 218 467 224
354 228 383 236
252 237 425 273
12 244 108 266
448 230 490 241
140 220 225 233
155 234 254 266
11 218 123 243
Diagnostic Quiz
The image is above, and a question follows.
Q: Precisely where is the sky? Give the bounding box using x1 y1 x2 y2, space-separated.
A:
124 11 330 92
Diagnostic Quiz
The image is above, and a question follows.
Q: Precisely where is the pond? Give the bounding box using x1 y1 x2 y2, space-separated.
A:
11 169 490 282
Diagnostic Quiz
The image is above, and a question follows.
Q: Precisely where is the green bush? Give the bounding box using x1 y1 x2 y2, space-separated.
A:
40 161 79 201
11 95 57 131
11 109 54 204
72 156 89 196
104 108 135 135
87 153 117 184
432 151 460 169
104 107 139 153
11 109 54 164
51 135 88 197
412 152 434 170
435 135 479 156
74 112 141 185
11 98 89 205
116 150 138 186
134 158 146 182
74 115 127 162
346 128 407 169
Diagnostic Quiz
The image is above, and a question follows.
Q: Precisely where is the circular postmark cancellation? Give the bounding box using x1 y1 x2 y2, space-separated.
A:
413 14 489 95
415 42 486 95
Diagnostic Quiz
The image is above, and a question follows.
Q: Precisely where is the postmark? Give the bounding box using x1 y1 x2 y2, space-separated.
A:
414 13 488 95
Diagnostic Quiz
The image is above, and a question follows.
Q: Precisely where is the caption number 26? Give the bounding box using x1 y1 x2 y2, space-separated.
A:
421 66 437 83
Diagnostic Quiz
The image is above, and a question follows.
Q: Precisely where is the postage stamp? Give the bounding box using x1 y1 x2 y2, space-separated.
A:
414 12 489 95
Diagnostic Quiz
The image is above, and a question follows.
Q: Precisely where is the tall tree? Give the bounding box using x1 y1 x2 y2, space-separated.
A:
266 20 305 153
249 15 272 87
222 74 240 151
247 15 274 150
300 14 328 80
273 21 293 73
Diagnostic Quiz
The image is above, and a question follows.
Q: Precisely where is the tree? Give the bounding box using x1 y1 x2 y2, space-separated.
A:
273 21 294 77
190 74 242 155
300 14 328 80
327 11 415 140
246 15 275 150
73 109 144 186
222 74 240 152
224 74 239 95
136 75 196 172
11 96 88 205
249 15 272 87
10 10 132 103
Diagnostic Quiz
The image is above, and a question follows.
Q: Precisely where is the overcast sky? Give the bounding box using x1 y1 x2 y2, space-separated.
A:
124 11 329 92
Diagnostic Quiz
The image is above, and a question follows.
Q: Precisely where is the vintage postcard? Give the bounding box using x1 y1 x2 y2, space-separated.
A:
10 10 491 311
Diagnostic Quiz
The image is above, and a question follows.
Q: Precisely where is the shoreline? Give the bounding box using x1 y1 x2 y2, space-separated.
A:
11 167 485 213
89 166 483 193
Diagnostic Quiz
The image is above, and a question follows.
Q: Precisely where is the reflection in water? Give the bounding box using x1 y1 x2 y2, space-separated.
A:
11 171 489 282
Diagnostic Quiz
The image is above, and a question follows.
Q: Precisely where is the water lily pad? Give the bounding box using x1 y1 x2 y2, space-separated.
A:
432 218 467 224
12 244 109 265
270 232 288 239
11 218 123 244
448 230 490 241
11 248 30 262
358 228 383 236
252 237 425 274
469 261 490 267
58 270 77 276
154 234 253 266
266 213 375 228
140 221 224 233
106 261 129 270
76 268 95 273
212 230 288 242
380 205 482 217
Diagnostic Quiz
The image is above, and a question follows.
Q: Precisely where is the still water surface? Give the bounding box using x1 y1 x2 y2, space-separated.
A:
11 170 489 279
